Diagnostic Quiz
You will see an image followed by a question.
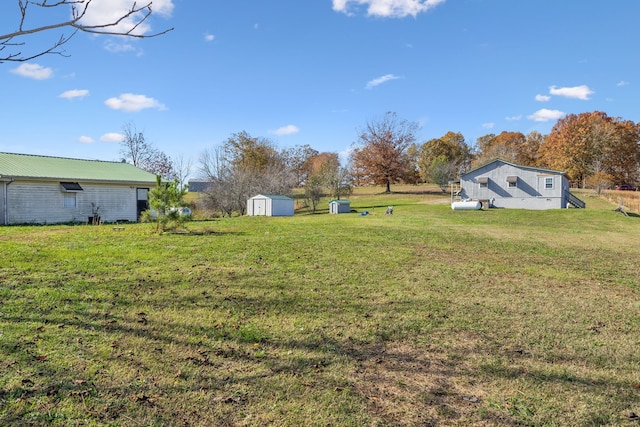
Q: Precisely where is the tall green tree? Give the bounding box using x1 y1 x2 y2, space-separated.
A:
350 112 418 193
146 175 189 233
427 155 457 192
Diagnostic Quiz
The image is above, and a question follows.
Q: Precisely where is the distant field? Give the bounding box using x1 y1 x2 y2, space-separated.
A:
1 186 639 426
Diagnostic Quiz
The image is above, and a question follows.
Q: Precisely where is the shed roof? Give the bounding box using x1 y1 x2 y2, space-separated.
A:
0 152 158 183
329 199 350 204
462 158 566 177
250 194 293 200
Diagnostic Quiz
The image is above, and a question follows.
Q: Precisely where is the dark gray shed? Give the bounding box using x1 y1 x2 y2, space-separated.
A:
329 199 350 214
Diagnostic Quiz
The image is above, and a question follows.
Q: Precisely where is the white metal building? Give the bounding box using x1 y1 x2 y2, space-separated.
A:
246 194 294 216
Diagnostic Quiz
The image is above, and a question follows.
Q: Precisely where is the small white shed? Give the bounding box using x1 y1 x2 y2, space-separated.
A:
329 199 350 214
246 194 294 216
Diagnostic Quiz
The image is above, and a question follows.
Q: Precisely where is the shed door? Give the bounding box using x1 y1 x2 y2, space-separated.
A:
254 199 266 215
137 188 149 219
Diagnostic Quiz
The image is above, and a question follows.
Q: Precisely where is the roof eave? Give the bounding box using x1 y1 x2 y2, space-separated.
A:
462 158 566 177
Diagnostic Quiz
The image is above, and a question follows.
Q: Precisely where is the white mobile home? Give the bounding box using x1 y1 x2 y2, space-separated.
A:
459 159 585 210
0 152 158 225
246 194 294 216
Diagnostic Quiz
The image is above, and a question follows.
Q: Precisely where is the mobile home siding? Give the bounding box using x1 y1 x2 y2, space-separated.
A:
460 160 569 210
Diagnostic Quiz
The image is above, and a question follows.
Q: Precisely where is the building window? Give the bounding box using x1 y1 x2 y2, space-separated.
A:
63 192 77 208
506 176 517 188
545 177 553 189
478 177 488 188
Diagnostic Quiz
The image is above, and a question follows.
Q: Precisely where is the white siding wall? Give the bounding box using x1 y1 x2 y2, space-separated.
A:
0 182 6 225
7 180 139 224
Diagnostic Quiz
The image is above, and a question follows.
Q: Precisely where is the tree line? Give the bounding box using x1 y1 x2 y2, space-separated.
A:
197 131 352 216
350 111 640 194
123 110 640 217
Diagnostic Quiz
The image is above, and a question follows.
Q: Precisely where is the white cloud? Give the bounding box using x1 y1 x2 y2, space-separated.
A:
78 136 94 144
333 0 446 17
104 40 138 54
204 33 215 42
505 115 522 121
617 80 629 87
535 94 551 102
549 85 593 100
59 89 89 99
270 125 300 136
482 122 495 129
104 93 166 112
10 63 53 80
366 74 401 89
527 109 565 122
100 133 125 142
339 147 353 163
79 0 174 36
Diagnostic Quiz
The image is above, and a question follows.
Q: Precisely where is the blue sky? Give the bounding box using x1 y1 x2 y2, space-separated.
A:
2 0 639 176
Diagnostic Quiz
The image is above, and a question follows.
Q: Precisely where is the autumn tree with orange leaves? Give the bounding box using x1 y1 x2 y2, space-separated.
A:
539 111 640 187
350 112 418 193
473 131 544 167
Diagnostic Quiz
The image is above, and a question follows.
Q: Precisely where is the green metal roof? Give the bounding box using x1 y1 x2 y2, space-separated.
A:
0 152 158 183
251 194 293 200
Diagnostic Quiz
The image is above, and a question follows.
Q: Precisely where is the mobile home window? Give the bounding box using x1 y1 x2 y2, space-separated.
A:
545 177 553 189
478 177 489 188
63 192 77 208
506 176 517 188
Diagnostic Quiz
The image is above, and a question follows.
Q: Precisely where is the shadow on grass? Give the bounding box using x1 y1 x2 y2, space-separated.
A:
165 230 247 237
2 279 632 426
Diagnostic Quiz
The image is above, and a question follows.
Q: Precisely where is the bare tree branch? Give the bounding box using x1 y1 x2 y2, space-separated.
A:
1 0 173 63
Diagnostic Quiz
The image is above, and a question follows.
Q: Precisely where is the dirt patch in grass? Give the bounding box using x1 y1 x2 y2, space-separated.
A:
349 339 516 426
418 197 451 205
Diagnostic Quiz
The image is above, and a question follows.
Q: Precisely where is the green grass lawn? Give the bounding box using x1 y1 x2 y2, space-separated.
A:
1 187 639 426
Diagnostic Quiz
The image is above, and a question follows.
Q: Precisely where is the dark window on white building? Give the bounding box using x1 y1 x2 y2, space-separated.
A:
545 177 553 189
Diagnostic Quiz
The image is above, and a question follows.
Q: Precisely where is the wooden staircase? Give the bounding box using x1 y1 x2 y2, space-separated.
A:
567 191 586 208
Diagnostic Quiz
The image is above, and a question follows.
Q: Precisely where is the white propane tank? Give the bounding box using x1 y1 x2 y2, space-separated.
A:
451 200 482 210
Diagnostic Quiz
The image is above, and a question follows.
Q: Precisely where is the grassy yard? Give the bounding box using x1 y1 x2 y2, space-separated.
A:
1 187 639 426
